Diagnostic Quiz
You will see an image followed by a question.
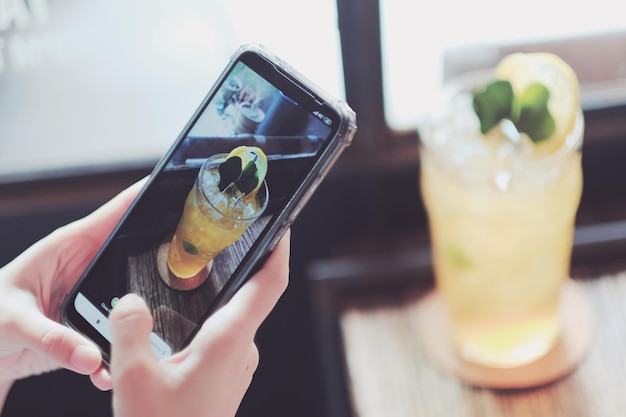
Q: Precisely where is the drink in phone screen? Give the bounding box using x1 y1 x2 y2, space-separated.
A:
165 149 269 288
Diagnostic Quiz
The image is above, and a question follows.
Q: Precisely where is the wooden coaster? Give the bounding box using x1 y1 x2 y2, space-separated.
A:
415 280 593 389
157 241 212 291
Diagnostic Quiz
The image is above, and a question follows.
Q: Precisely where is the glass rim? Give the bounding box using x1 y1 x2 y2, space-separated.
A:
197 153 269 222
418 69 585 171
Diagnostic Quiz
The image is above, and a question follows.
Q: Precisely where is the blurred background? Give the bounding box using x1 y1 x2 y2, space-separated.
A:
1 0 626 416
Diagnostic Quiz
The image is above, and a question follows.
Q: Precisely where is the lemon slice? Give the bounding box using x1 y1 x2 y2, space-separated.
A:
226 146 268 195
495 52 580 153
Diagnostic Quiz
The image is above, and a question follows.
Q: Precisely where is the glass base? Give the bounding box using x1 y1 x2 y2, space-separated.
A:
157 240 212 291
415 281 592 388
454 317 560 368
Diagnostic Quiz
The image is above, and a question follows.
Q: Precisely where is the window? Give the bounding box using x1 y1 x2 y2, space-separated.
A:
2 0 625 179
0 0 343 181
380 0 626 130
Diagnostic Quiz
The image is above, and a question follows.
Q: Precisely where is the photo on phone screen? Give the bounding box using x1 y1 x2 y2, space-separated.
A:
62 45 356 361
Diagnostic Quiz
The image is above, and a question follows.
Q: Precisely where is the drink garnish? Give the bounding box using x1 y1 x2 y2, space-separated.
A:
473 80 555 143
445 244 475 270
218 157 243 191
217 155 259 194
472 52 579 153
472 79 514 135
217 146 268 196
182 240 200 255
236 159 261 195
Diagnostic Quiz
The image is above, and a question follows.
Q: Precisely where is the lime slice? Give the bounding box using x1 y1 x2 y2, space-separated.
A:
494 52 580 153
226 146 268 195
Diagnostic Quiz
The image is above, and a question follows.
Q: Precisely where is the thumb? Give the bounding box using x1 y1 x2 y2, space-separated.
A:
27 316 102 375
109 294 156 375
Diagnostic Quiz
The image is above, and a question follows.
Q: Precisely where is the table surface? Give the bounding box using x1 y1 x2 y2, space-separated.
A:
336 273 626 417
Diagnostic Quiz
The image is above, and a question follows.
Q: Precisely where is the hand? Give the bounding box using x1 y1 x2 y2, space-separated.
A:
0 180 145 400
108 230 290 417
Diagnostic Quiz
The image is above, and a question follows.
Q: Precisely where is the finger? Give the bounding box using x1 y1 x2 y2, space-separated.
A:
89 367 113 391
3 178 147 286
185 231 289 365
71 177 148 242
51 178 148 281
109 294 157 379
21 314 102 375
216 229 290 335
247 343 260 376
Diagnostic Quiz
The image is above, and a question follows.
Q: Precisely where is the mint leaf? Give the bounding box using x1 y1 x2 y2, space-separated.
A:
472 80 514 134
218 154 260 195
445 244 474 270
218 156 242 191
472 80 556 143
515 83 555 143
182 240 200 255
235 160 259 195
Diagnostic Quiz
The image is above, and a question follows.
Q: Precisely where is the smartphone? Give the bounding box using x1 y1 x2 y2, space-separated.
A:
61 44 356 363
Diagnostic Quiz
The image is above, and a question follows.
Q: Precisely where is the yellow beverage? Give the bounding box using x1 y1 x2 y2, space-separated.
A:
167 153 268 279
419 55 584 367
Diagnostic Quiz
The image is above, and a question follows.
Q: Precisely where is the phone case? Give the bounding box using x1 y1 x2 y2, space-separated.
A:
61 43 357 361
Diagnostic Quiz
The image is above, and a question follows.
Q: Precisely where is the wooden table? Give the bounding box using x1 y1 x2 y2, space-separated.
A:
309 225 626 417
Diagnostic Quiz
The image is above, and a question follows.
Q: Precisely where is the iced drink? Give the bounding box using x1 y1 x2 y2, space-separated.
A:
167 148 269 280
419 53 584 367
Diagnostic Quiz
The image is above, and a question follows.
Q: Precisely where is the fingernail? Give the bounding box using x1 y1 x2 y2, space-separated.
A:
70 345 102 373
115 293 142 309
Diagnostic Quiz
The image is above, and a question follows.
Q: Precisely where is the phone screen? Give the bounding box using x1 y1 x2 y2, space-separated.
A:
64 48 353 359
